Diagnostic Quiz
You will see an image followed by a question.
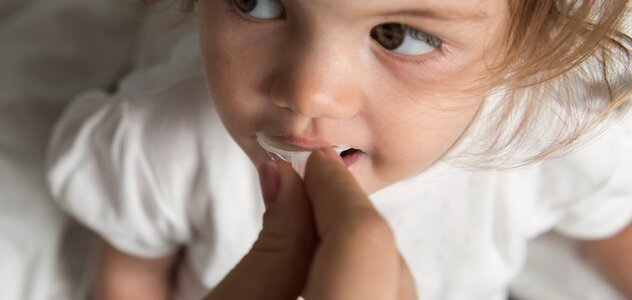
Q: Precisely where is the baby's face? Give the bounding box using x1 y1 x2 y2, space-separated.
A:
199 0 509 193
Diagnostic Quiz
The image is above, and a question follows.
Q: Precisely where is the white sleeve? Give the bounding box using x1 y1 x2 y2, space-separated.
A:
46 88 196 258
46 29 205 258
546 115 632 240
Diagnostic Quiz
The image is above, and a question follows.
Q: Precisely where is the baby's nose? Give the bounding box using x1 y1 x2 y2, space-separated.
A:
269 40 362 119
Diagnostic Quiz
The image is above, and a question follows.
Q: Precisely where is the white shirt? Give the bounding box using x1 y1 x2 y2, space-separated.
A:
47 32 632 300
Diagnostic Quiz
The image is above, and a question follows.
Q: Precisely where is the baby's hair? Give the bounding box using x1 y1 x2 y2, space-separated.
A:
471 0 632 168
141 0 631 168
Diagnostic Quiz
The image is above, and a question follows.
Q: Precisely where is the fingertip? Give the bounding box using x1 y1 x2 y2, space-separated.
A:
257 161 281 210
277 160 301 183
319 147 344 165
258 161 302 211
304 147 367 210
305 148 343 178
306 147 358 190
275 161 309 205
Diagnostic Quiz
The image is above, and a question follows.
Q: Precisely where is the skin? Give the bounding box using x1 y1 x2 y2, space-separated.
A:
198 0 511 194
583 223 632 299
93 241 178 300
94 0 632 298
207 148 416 300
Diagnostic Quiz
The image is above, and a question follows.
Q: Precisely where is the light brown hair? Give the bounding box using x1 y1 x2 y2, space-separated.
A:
143 0 631 167
471 0 632 167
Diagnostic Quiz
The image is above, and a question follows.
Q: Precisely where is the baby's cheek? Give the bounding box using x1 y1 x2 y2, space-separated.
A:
375 111 476 176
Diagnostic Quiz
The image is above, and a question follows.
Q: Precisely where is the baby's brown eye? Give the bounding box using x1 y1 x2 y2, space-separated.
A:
370 23 442 56
235 0 256 13
233 0 284 20
370 23 406 50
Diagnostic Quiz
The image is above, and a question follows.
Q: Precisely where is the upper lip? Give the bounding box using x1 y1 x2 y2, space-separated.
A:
274 134 335 149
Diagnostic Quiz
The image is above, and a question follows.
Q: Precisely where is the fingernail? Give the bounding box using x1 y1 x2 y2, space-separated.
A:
320 147 344 165
258 162 281 210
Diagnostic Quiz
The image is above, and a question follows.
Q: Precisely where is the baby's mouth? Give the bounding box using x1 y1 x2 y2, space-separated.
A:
256 133 364 175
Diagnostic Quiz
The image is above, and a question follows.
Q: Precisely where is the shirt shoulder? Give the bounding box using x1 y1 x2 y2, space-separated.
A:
527 113 632 239
45 31 238 257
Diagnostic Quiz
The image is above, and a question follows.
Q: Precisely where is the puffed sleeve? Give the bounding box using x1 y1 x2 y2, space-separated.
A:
553 115 632 239
46 54 208 257
531 114 632 240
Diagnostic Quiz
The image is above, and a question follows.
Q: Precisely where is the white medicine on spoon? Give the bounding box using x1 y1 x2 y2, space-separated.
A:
256 133 350 177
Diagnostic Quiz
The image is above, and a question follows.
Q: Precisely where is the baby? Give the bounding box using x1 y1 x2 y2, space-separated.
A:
47 0 632 299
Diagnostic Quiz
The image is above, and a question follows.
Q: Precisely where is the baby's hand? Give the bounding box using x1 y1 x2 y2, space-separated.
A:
206 148 417 300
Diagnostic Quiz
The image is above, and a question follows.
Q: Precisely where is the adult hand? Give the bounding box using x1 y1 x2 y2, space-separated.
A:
206 148 417 300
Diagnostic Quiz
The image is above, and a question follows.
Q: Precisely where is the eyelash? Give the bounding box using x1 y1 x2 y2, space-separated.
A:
222 0 282 24
380 28 445 65
409 28 442 49
222 0 445 65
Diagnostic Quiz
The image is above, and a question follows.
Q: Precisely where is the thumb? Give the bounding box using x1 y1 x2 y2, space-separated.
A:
207 162 317 300
302 148 402 300
303 147 378 236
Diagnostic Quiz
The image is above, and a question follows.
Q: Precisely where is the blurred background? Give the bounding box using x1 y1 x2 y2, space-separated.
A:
0 0 192 298
0 1 628 299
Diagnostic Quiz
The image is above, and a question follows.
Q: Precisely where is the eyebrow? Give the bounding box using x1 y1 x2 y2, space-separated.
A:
379 6 489 22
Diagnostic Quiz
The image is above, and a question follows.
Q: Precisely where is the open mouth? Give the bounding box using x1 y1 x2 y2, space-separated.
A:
338 148 363 166
256 133 364 174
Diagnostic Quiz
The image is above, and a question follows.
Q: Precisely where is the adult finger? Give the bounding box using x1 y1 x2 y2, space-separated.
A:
303 148 380 236
302 148 403 300
206 162 317 300
398 254 418 300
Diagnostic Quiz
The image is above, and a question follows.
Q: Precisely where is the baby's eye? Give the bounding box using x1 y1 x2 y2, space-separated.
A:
370 23 442 56
234 0 284 20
